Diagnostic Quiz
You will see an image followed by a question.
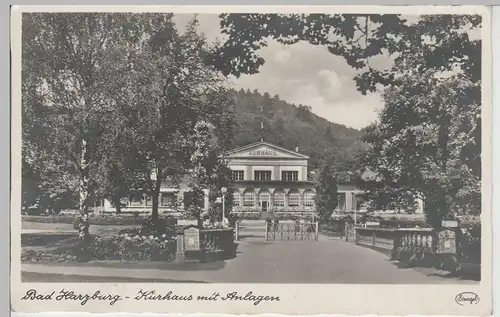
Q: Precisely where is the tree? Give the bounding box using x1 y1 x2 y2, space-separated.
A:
120 17 232 223
356 72 480 228
209 14 482 228
315 153 339 222
22 13 143 241
209 14 480 93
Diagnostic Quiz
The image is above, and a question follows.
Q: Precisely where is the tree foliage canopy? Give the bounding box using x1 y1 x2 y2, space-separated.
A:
209 14 482 226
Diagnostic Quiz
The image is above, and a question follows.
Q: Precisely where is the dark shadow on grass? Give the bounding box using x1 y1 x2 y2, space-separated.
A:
27 259 227 271
425 272 480 282
389 260 481 282
238 234 264 240
21 272 210 283
319 230 345 238
22 233 78 248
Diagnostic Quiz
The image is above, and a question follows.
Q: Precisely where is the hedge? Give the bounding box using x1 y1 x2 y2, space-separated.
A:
22 215 178 226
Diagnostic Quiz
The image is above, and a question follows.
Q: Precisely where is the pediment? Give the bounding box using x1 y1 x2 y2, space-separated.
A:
225 141 309 159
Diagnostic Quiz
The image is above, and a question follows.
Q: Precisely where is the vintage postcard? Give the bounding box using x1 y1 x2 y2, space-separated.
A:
10 5 492 315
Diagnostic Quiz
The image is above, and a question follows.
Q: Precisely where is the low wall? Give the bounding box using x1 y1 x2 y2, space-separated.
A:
349 227 480 279
354 228 399 256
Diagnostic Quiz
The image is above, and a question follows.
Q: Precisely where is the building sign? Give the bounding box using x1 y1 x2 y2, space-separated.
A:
248 149 277 156
436 229 457 254
184 226 200 251
442 220 459 228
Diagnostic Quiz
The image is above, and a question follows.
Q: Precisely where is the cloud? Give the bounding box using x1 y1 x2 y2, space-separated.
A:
173 13 388 129
273 49 292 63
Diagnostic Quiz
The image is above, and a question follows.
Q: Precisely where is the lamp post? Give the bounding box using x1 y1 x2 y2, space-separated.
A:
221 187 227 222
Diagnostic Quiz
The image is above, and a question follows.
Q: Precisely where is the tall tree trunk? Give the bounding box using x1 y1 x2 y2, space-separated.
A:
114 195 121 214
152 189 159 223
78 138 90 242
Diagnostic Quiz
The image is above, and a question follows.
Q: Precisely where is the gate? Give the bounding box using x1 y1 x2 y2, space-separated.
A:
266 222 319 241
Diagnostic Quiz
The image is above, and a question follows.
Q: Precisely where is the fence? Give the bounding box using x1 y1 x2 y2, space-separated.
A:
266 222 319 241
346 226 480 278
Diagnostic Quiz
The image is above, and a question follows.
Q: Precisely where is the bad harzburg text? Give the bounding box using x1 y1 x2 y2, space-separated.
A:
21 289 280 306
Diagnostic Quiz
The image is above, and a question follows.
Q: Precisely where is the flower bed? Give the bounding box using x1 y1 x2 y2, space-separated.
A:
22 232 178 263
22 215 178 227
89 234 176 261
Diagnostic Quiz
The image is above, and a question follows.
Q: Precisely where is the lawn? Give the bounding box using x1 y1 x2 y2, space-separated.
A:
22 221 139 236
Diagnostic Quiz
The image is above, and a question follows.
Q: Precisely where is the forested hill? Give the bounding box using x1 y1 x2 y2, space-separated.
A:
228 89 367 171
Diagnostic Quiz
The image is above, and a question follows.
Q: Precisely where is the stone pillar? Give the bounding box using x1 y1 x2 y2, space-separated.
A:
416 197 424 214
174 234 185 263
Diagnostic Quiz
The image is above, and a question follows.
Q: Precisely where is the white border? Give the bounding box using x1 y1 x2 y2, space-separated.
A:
10 5 493 315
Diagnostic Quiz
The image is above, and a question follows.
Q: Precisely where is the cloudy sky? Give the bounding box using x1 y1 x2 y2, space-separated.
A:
173 14 386 130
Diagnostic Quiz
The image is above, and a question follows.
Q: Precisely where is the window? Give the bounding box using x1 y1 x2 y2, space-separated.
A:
282 171 299 181
233 191 241 207
288 190 300 207
232 170 244 181
161 193 176 207
259 190 270 203
254 171 271 181
273 191 285 207
243 190 255 207
304 190 315 207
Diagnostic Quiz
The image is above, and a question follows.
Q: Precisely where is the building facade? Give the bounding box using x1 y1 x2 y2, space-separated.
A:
102 140 421 216
223 141 315 216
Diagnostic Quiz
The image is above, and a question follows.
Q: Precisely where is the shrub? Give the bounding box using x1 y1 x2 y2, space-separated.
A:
459 223 481 263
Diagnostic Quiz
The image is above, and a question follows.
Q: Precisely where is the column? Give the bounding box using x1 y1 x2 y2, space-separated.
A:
203 189 210 211
345 192 353 212
240 189 244 209
298 188 305 209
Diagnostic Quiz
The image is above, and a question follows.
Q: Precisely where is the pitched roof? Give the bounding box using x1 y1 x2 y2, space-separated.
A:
223 140 309 159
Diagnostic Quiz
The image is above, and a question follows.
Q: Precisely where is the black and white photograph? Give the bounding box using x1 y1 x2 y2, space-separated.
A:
11 5 492 315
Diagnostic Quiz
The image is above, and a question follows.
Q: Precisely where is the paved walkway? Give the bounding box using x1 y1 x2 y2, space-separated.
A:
21 220 477 284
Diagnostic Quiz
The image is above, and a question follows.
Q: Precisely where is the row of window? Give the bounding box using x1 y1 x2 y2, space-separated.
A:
233 190 315 207
129 192 202 208
231 170 299 181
